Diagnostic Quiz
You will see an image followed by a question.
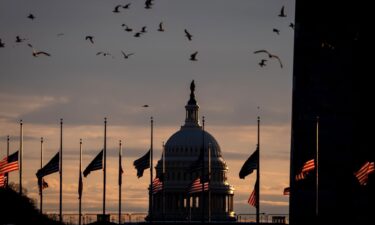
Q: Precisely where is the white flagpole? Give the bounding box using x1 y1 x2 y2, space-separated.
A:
19 120 23 195
40 137 44 214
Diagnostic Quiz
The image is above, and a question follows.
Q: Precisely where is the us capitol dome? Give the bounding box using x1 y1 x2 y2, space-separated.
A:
152 81 235 221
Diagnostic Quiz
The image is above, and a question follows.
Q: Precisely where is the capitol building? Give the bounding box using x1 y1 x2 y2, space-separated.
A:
152 81 235 221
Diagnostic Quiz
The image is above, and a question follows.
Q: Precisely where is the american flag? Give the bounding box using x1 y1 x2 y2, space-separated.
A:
188 177 208 194
133 150 150 178
152 177 163 194
83 150 103 177
248 187 257 207
354 161 375 186
295 159 315 181
0 173 5 188
0 151 19 174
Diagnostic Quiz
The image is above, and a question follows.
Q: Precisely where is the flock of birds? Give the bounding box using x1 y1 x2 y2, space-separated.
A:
0 1 292 68
253 6 294 69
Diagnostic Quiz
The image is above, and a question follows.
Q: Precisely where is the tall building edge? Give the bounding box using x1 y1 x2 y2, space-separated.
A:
290 1 373 225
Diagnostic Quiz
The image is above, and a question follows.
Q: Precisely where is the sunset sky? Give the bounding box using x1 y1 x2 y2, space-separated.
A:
0 0 295 216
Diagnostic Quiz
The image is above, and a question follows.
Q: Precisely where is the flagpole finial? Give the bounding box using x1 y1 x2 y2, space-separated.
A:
104 117 107 123
60 118 63 124
80 138 82 144
20 119 23 125
119 140 122 145
151 116 153 122
41 137 43 143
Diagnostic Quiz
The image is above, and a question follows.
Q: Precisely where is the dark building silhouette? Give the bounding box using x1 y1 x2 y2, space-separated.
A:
290 1 373 225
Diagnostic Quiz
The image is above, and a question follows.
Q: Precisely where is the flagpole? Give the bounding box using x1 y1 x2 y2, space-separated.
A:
6 135 9 187
40 137 44 214
162 142 165 221
79 139 83 225
316 116 319 218
19 120 23 195
208 142 211 223
201 116 205 223
59 118 63 223
256 116 260 224
119 140 122 224
149 117 154 222
103 117 107 216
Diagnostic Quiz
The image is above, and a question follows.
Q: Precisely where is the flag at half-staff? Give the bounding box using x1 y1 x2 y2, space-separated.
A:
188 177 208 194
0 151 19 174
354 161 375 186
295 159 315 181
239 146 259 179
83 150 103 177
248 179 258 207
36 152 59 178
133 150 150 178
152 177 163 194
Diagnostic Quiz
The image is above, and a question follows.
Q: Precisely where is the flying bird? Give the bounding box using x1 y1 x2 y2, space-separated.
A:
32 49 51 57
134 32 142 38
190 51 198 61
57 33 65 36
259 59 267 67
278 6 287 17
27 14 35 20
158 22 164 32
85 36 94 44
96 52 113 57
0 39 5 48
16 36 26 43
184 29 192 41
141 26 147 33
123 3 131 9
145 0 153 9
142 105 149 108
122 24 133 32
273 28 280 35
113 5 122 13
121 51 135 59
254 50 283 68
289 22 294 30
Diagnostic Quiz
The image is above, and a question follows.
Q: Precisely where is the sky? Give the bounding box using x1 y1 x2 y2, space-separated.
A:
0 0 295 217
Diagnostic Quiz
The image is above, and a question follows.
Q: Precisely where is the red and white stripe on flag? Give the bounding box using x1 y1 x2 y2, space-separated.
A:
0 173 5 187
189 178 208 194
248 188 257 207
355 161 375 186
301 159 315 173
0 156 19 174
152 177 163 194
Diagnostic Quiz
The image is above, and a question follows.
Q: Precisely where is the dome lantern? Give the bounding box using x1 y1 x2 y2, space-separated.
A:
184 80 200 128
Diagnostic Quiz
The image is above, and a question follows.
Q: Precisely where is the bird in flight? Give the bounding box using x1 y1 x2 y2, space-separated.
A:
27 43 51 57
121 51 135 59
122 24 133 32
141 26 147 33
27 14 35 20
273 28 280 35
142 105 149 108
254 50 283 68
289 23 294 30
145 0 153 9
85 36 94 44
96 52 113 58
134 32 142 38
57 33 65 37
0 39 5 48
184 29 193 41
158 22 165 32
113 5 122 13
123 3 131 9
16 36 26 43
278 6 287 17
32 50 51 57
259 59 267 67
190 51 198 61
